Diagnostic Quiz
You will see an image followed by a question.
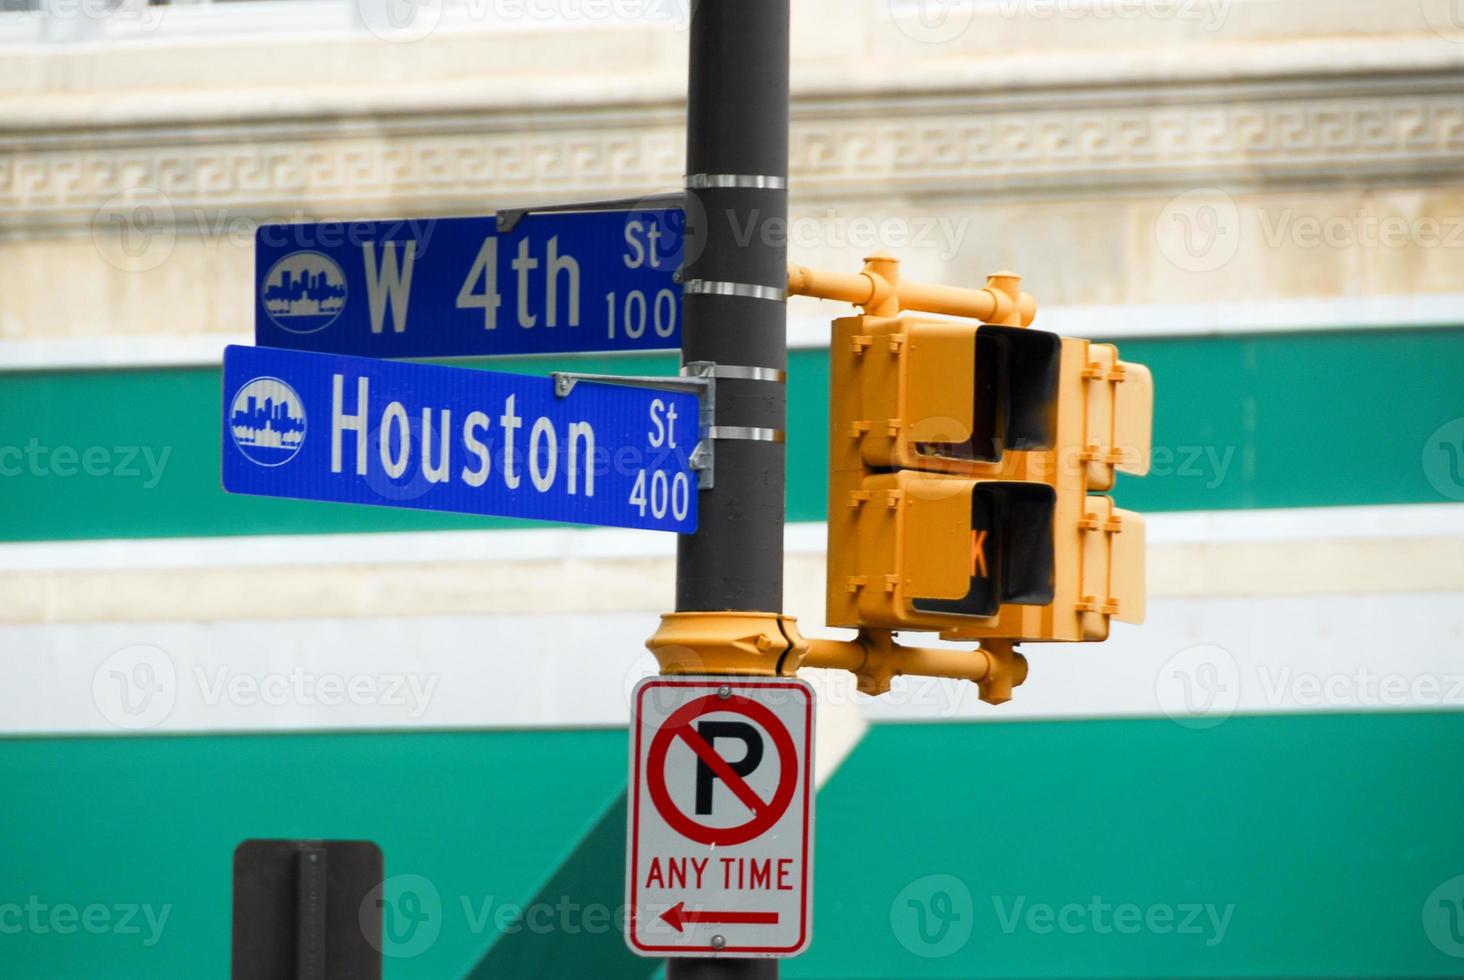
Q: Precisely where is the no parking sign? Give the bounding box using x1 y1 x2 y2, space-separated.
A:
626 676 814 958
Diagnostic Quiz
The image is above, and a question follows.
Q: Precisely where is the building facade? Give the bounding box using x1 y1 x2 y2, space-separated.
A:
3 1 1464 975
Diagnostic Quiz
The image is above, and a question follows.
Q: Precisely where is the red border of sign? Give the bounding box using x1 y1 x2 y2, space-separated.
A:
627 677 814 957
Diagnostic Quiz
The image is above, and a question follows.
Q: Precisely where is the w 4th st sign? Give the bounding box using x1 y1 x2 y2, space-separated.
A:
254 207 684 359
626 677 814 958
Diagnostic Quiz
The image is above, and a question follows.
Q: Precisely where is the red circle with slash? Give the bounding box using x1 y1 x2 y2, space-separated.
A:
646 693 799 847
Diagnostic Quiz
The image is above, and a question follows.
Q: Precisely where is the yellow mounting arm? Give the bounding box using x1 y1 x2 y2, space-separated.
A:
800 630 1029 706
644 613 1030 707
787 253 1038 326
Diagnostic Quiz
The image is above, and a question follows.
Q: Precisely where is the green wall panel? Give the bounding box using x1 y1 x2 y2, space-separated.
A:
2 328 1462 541
5 714 1464 978
794 712 1464 978
0 730 629 979
466 793 654 980
1112 329 1464 511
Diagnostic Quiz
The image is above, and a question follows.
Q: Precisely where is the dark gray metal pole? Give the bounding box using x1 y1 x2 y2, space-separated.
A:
669 958 779 980
676 0 789 613
671 1 789 978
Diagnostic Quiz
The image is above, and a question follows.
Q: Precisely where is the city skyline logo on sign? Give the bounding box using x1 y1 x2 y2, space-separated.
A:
228 377 307 467
261 250 348 333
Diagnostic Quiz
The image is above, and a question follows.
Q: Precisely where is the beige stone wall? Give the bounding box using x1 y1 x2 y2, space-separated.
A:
4 0 1464 353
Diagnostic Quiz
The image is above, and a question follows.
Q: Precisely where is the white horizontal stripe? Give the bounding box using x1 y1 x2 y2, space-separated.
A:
1131 503 1464 545
0 333 248 371
1 504 1458 574
4 592 1460 736
0 612 663 735
0 608 869 786
5 507 1460 626
2 294 1460 370
852 591 1464 725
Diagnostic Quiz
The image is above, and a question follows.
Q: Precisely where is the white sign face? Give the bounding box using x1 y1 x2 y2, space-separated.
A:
626 676 814 958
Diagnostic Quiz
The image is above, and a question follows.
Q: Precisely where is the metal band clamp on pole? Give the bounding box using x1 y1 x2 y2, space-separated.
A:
685 173 788 191
683 363 787 384
682 279 788 304
706 426 786 443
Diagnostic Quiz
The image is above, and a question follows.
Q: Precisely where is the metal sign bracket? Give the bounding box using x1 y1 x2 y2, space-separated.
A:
550 362 717 490
496 193 685 234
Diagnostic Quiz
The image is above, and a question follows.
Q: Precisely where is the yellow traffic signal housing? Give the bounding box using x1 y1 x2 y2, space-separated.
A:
849 319 1062 473
837 470 1145 642
827 314 1152 643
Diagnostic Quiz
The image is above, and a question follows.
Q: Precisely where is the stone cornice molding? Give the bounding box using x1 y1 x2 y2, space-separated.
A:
4 38 1464 232
4 31 1463 129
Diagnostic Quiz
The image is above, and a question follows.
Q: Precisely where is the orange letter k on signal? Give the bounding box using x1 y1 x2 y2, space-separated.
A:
970 530 989 578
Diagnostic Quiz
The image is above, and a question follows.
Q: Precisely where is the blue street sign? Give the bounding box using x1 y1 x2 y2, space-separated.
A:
254 207 685 358
222 345 700 533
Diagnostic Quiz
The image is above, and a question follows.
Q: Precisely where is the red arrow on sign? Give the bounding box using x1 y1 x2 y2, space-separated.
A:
660 902 780 933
